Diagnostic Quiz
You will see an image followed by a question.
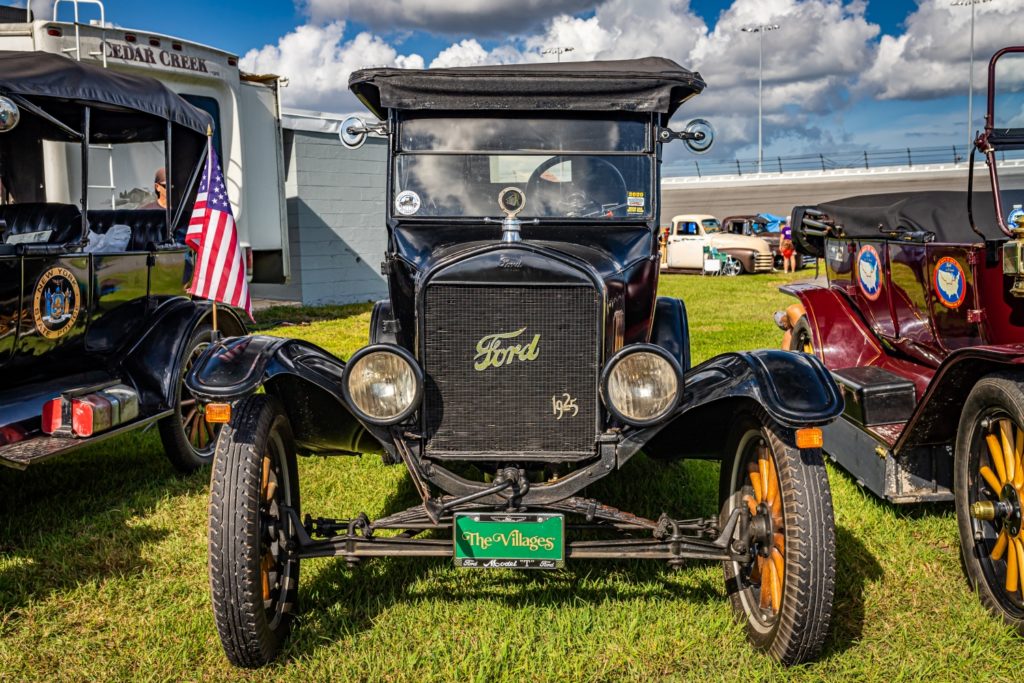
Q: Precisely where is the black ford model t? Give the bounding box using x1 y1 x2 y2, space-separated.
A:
0 51 244 473
187 59 844 667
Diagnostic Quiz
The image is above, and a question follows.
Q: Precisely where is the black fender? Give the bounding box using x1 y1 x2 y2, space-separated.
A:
185 335 388 457
650 296 690 372
618 349 843 463
120 296 245 413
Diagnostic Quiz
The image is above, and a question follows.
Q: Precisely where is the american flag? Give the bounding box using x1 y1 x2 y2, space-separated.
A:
185 144 252 319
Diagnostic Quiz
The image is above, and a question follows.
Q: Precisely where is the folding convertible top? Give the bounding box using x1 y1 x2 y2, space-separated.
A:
349 57 705 120
0 50 212 137
798 191 1024 243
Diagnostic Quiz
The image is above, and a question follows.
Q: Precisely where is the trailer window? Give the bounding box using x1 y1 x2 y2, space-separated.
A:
181 94 223 160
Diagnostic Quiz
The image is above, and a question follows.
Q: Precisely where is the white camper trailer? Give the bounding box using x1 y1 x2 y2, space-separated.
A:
0 1 289 284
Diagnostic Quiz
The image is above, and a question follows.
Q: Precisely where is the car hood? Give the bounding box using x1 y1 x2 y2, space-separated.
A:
709 233 771 254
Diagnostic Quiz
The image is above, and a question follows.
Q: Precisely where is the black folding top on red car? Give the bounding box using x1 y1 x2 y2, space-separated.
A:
349 57 706 120
798 190 1024 243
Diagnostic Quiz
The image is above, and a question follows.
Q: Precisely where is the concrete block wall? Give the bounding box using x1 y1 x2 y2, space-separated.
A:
253 129 388 306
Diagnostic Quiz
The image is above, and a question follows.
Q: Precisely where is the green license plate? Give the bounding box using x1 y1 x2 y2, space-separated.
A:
453 513 564 569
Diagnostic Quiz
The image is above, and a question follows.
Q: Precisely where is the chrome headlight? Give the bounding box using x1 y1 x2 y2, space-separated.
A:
601 345 682 426
341 345 423 425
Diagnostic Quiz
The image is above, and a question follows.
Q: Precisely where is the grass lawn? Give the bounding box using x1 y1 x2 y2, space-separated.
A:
1 269 1021 681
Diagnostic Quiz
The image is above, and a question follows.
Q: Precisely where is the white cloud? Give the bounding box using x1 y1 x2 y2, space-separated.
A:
241 21 424 112
301 0 597 35
859 0 1023 100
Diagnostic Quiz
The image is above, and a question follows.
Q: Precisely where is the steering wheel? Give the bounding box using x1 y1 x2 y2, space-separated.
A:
525 155 628 217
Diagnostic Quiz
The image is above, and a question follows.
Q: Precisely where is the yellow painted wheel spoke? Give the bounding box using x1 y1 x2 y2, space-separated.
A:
758 450 770 504
992 530 1009 562
760 560 773 610
748 466 764 503
987 434 1008 485
979 466 1003 495
1015 424 1024 489
743 494 758 517
260 552 273 601
999 420 1016 484
1007 538 1020 594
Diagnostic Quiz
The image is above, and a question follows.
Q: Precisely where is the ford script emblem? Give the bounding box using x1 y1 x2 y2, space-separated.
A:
473 327 540 371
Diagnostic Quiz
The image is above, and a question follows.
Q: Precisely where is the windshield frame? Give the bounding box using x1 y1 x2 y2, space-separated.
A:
389 111 658 223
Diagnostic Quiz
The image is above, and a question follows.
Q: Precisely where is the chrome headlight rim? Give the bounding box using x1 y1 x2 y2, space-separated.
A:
600 344 683 427
340 344 424 426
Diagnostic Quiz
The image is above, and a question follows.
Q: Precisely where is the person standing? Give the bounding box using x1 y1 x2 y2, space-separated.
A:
779 218 795 273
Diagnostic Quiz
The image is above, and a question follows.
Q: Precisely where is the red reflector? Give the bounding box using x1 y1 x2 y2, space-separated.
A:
172 42 182 51
46 27 62 37
125 33 136 43
72 395 112 438
244 246 253 276
227 56 238 66
42 398 63 434
149 37 160 47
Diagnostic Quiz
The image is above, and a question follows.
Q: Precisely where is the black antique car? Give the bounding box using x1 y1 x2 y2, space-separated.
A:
187 58 844 667
0 51 244 473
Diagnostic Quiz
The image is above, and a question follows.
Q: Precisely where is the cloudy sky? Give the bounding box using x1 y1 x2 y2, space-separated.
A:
40 0 1024 169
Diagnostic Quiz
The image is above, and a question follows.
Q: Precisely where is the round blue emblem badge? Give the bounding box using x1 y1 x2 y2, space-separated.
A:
933 256 966 309
857 244 882 301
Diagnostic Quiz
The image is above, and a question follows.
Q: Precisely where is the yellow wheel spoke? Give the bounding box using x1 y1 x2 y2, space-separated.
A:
771 547 785 591
751 555 763 583
760 560 773 610
261 456 271 501
1007 538 1020 594
1016 539 1024 596
758 450 770 504
743 494 758 517
980 466 1003 495
766 454 779 507
1016 424 1024 489
773 531 785 554
999 421 1016 484
992 530 1009 561
748 466 764 503
260 552 273 601
769 558 782 613
987 434 1008 485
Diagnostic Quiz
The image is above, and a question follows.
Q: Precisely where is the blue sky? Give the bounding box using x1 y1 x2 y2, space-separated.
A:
42 1 1024 166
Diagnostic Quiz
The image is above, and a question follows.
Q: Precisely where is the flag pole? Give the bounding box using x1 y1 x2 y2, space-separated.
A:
204 124 219 338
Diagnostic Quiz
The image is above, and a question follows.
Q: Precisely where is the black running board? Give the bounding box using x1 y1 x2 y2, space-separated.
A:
0 411 171 470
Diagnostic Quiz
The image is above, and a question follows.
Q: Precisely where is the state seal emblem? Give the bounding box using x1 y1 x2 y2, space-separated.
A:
32 267 81 339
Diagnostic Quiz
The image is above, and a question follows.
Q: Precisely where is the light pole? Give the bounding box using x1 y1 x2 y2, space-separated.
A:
540 46 574 63
952 0 993 152
741 23 780 174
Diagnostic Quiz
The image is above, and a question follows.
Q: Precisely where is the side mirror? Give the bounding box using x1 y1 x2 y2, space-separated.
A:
339 115 367 150
657 118 715 154
0 96 20 133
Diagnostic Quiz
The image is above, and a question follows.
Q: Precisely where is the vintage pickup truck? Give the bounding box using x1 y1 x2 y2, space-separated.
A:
663 213 774 274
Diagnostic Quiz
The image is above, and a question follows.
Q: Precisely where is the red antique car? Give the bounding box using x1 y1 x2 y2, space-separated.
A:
776 47 1024 633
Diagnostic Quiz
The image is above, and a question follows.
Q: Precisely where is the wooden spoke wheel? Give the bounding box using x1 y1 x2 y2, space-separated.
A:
956 375 1024 633
720 411 836 665
159 324 221 472
208 395 301 668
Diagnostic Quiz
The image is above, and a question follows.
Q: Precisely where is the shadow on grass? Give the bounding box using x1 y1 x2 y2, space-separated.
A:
282 454 728 662
819 524 884 657
0 432 206 615
252 302 373 331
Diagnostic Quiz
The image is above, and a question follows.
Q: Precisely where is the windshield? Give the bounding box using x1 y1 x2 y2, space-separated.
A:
703 219 721 233
394 115 653 219
992 51 1024 231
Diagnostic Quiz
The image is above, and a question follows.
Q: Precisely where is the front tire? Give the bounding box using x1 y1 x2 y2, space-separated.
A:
723 256 743 277
955 374 1024 635
159 324 219 472
719 411 836 664
209 395 301 668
